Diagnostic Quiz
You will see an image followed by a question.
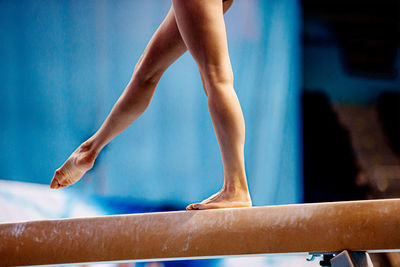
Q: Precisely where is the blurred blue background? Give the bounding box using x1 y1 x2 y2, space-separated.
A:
0 0 302 207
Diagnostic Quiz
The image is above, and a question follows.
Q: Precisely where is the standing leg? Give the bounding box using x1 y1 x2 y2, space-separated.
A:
50 3 234 189
171 0 252 210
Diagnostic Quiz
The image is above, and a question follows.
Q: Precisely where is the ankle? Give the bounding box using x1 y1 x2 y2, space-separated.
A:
81 137 101 155
222 180 249 195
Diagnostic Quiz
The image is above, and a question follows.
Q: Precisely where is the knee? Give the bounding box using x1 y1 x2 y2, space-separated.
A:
201 64 234 96
135 68 163 87
132 55 164 87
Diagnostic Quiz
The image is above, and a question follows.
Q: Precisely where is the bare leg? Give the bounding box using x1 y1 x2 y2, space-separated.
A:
50 8 187 189
172 0 251 210
50 2 235 189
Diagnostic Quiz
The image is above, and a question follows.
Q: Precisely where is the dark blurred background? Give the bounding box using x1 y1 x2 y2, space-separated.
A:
302 0 400 204
0 0 399 266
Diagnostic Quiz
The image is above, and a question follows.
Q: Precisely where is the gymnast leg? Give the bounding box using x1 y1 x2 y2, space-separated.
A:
50 1 235 190
172 0 251 210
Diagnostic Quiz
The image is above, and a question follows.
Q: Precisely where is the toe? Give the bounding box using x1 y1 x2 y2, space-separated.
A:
50 170 64 189
186 202 224 210
50 179 59 189
186 203 201 210
193 203 207 210
186 204 194 210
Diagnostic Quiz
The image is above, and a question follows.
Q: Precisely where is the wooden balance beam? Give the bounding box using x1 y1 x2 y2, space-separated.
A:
1 199 400 266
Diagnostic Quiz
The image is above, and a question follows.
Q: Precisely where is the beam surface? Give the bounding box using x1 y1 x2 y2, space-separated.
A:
1 199 400 266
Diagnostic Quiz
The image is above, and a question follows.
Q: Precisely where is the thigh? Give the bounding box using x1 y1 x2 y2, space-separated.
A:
135 2 234 81
171 0 233 78
134 7 187 80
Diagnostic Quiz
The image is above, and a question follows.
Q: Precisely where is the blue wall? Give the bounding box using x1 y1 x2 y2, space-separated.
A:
0 0 302 206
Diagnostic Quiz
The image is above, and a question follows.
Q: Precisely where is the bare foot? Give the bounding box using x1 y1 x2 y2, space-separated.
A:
186 187 252 210
50 141 98 189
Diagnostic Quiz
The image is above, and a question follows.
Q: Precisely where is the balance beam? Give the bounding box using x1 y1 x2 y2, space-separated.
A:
1 199 400 266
